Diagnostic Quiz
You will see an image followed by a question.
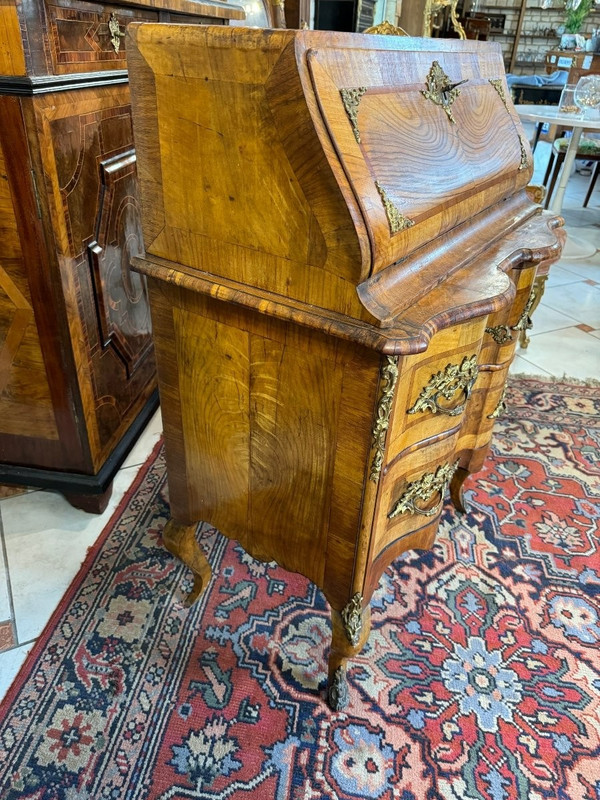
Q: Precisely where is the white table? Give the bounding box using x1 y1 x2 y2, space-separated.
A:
515 104 600 258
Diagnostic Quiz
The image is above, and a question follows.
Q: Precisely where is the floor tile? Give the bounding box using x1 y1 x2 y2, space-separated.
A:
121 408 163 469
518 326 600 381
526 301 580 335
0 642 34 702
2 465 144 643
540 281 600 330
553 259 600 281
509 353 551 377
545 265 590 288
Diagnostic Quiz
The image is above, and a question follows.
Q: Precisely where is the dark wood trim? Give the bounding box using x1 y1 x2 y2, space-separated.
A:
0 390 159 495
0 71 129 96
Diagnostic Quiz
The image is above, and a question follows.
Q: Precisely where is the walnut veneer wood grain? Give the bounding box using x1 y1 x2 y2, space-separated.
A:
129 27 564 708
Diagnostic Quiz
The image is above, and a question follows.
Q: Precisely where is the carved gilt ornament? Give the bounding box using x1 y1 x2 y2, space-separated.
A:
512 287 537 333
407 355 479 417
488 386 508 419
375 182 414 234
488 78 510 112
422 61 467 124
370 355 400 482
423 0 466 39
108 13 126 54
340 87 367 143
341 593 363 646
388 461 459 519
485 324 513 344
518 136 530 170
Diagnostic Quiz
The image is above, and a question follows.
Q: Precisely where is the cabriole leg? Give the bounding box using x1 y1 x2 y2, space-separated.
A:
163 519 212 607
450 466 470 513
327 602 371 711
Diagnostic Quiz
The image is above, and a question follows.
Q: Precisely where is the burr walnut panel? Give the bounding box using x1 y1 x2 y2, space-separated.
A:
161 287 380 610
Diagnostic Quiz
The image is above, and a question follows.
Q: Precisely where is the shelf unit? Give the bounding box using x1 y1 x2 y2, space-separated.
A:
477 0 600 75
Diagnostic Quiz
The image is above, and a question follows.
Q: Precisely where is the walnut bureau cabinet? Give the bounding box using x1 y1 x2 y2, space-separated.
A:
0 0 243 511
128 27 564 708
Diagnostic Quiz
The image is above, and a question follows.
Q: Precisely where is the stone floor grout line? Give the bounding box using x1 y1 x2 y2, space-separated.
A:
0 504 18 648
0 636 36 656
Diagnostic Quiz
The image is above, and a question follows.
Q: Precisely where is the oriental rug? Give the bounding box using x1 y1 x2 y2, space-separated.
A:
0 376 599 800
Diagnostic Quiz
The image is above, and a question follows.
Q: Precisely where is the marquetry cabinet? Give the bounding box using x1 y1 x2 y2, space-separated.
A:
0 0 243 510
128 27 564 707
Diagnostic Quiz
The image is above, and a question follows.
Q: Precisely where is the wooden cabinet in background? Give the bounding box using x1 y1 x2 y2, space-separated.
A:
0 0 243 511
128 27 564 707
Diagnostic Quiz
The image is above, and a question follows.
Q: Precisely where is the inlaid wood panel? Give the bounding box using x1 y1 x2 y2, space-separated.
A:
88 149 152 376
46 3 157 74
5 0 241 77
33 86 156 469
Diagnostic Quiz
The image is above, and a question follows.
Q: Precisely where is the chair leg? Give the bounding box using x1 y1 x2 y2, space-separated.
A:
583 161 600 207
545 152 563 210
542 150 555 188
532 122 543 153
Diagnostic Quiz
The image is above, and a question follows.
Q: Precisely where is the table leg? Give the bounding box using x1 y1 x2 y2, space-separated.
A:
550 127 583 213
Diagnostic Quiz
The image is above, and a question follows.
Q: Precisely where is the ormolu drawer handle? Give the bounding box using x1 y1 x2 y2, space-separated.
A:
485 325 512 345
388 461 458 519
407 355 478 417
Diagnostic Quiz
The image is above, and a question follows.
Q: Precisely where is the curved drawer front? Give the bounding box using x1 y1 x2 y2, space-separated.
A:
453 363 510 457
480 263 537 365
386 318 486 463
372 431 460 561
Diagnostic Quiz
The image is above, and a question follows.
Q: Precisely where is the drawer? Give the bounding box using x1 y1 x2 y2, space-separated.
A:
46 2 159 74
372 431 459 561
386 318 486 463
454 363 509 457
479 264 537 366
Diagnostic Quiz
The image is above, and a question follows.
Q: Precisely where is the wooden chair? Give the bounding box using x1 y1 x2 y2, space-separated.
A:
464 17 490 40
543 136 600 208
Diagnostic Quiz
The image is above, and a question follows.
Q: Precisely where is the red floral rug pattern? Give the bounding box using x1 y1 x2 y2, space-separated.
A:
0 377 598 800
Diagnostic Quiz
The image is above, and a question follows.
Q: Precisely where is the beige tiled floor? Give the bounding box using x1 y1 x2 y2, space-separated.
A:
0 137 599 703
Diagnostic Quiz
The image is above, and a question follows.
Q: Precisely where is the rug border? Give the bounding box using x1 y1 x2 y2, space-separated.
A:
509 372 600 387
0 438 165 716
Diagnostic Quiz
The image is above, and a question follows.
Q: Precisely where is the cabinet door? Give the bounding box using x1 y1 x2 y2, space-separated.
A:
33 83 156 471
